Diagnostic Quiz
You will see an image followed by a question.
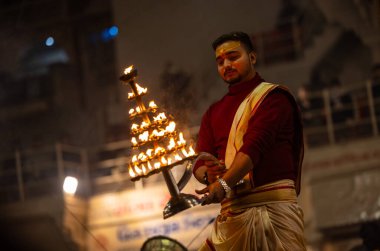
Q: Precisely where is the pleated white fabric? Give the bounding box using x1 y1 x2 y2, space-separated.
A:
199 202 307 251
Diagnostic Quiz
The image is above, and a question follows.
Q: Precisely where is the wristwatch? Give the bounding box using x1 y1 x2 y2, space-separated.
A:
217 177 232 193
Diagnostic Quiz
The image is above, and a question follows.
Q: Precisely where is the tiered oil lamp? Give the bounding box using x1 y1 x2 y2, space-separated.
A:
121 66 201 219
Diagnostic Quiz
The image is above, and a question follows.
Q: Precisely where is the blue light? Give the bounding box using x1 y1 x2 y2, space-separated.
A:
45 36 54 46
109 26 118 36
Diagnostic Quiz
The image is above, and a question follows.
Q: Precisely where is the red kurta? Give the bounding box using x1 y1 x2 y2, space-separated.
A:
196 73 301 187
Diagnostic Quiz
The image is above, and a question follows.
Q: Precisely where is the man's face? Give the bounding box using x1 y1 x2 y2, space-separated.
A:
215 41 256 85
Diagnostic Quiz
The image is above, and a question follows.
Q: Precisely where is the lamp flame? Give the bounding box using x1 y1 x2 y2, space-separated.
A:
154 162 161 169
141 164 147 174
124 65 134 74
155 146 165 156
166 121 176 133
131 124 139 131
139 131 149 142
146 149 153 157
141 121 150 129
131 137 138 146
168 138 176 150
161 156 167 165
188 145 195 156
153 112 167 122
134 164 142 175
129 166 136 178
177 132 186 146
174 154 182 161
149 101 158 109
181 148 189 157
135 83 147 95
138 152 147 162
147 161 153 170
132 155 137 163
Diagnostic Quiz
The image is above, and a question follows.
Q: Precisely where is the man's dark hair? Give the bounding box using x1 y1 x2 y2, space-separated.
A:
212 31 254 52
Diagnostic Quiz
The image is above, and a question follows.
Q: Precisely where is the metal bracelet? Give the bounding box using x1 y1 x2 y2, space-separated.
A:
217 177 232 194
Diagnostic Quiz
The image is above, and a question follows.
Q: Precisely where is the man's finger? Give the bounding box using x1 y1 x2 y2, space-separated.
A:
204 160 219 166
195 187 209 195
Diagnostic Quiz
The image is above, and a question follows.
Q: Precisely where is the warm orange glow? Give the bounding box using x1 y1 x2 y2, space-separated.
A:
181 148 189 157
146 148 153 157
131 137 138 146
155 146 165 156
154 162 161 169
141 164 147 174
129 166 136 177
139 131 149 142
174 154 182 161
177 132 186 146
134 164 142 175
188 145 195 156
147 161 153 170
153 112 167 122
138 152 147 162
167 138 176 150
161 156 168 165
132 155 137 163
135 83 147 95
124 65 134 75
151 129 165 139
149 101 158 109
141 121 150 130
166 121 176 133
125 66 199 180
128 92 135 99
131 124 139 131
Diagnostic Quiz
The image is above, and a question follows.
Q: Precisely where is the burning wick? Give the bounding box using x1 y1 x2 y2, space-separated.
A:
124 65 134 75
177 132 186 146
166 121 176 133
135 83 147 95
129 166 136 178
131 137 138 146
167 138 176 150
153 112 167 124
139 131 149 142
149 101 158 109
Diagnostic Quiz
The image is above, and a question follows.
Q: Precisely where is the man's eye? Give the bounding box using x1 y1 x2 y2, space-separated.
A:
227 55 239 61
217 59 224 66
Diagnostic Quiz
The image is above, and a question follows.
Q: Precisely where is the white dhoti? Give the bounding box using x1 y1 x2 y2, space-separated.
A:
199 180 307 251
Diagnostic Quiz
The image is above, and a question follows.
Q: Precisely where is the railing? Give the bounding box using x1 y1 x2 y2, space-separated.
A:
302 81 380 148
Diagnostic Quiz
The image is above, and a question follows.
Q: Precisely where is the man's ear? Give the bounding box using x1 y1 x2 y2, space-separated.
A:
249 52 257 65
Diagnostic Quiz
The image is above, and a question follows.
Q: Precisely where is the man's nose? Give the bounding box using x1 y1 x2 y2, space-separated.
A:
223 59 232 67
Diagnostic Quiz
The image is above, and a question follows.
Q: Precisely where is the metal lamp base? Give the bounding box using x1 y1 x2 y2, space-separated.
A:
163 193 201 219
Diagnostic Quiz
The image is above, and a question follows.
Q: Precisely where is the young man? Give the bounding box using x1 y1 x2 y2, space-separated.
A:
194 32 306 250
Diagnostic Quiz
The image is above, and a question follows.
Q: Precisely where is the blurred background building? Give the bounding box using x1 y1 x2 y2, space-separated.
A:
0 0 379 250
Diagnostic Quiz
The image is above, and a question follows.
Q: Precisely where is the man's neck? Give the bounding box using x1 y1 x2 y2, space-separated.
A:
228 71 256 87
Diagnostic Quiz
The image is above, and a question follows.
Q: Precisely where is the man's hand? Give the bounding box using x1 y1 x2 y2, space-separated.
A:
204 159 227 184
194 153 227 184
195 181 225 205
